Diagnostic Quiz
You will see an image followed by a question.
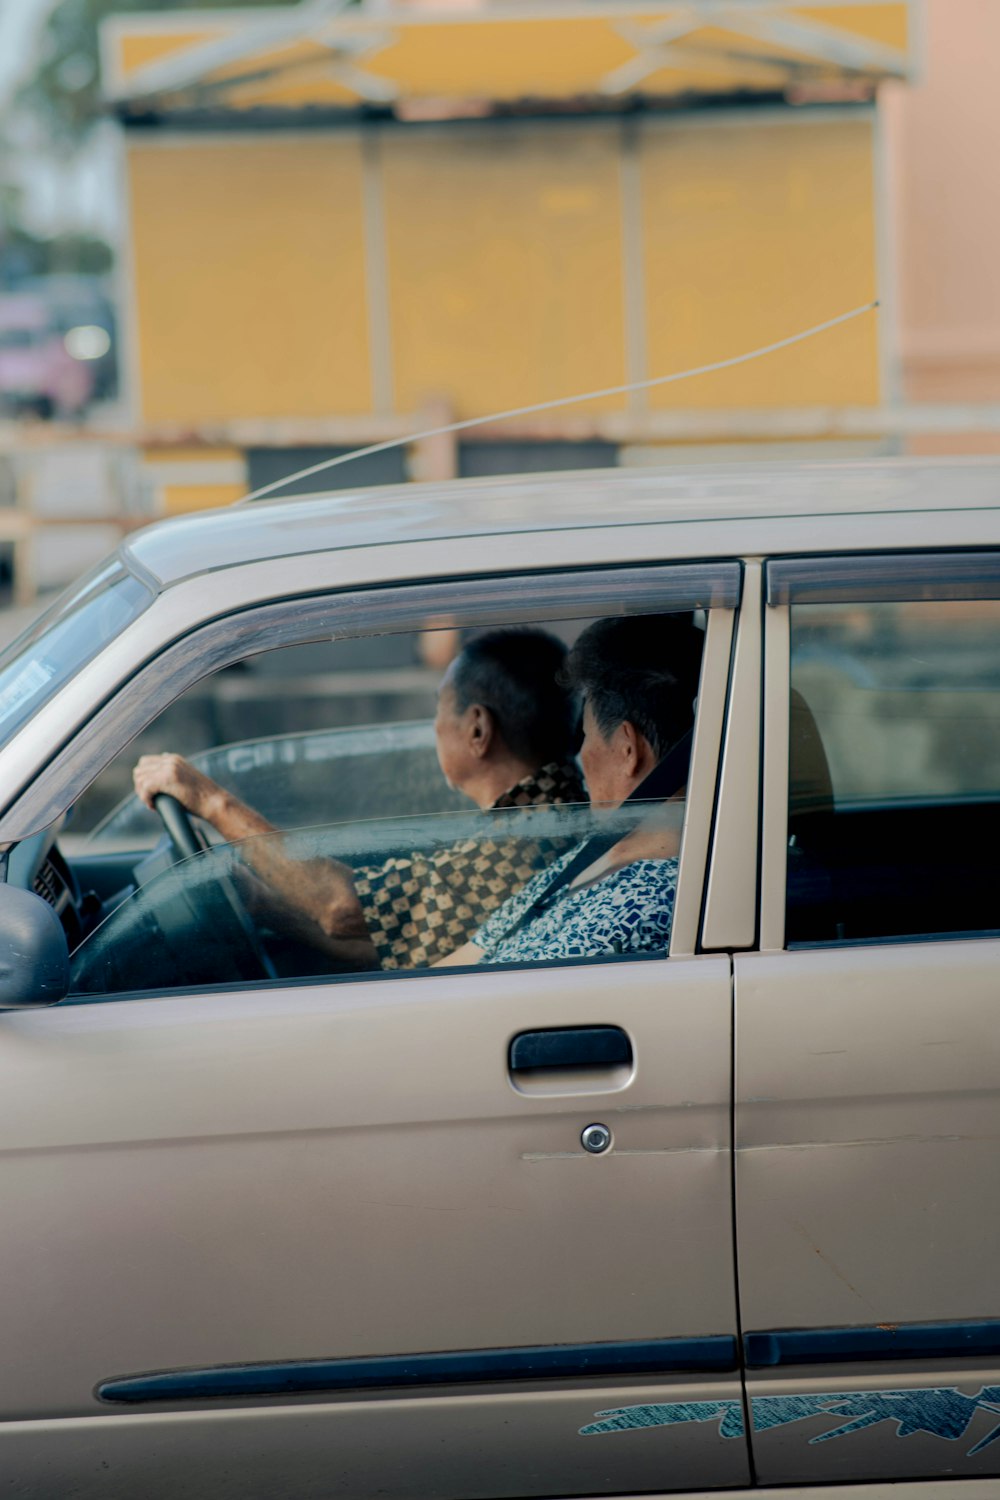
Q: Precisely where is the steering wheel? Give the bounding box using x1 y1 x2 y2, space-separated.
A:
153 792 207 861
152 793 277 981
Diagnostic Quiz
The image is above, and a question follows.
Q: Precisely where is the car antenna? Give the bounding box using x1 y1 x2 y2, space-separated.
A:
239 300 878 504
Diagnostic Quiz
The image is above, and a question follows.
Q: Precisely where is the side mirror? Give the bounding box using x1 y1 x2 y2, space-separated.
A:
0 886 70 1008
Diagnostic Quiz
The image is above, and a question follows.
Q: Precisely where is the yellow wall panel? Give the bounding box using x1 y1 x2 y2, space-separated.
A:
220 70 359 111
640 116 879 409
144 445 243 466
639 61 786 98
382 125 627 419
366 20 634 101
128 137 372 424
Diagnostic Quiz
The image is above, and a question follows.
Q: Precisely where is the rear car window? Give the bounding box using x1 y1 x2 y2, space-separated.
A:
786 597 1000 945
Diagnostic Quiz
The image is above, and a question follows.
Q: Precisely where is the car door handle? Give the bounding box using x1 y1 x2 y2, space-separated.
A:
508 1026 633 1072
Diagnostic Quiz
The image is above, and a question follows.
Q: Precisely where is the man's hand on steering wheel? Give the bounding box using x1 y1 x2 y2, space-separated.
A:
151 792 208 862
133 752 275 851
136 757 277 980
133 753 222 831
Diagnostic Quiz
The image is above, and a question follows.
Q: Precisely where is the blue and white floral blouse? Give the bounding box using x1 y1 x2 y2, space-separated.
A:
472 842 678 965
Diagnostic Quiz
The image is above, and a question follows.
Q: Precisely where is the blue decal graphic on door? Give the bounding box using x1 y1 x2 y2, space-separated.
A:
580 1401 745 1437
752 1389 1000 1456
581 1388 1000 1457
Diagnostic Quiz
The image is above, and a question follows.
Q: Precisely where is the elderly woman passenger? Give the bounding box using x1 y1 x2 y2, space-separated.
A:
437 614 703 968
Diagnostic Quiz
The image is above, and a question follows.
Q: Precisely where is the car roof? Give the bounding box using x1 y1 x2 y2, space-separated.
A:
123 456 1000 590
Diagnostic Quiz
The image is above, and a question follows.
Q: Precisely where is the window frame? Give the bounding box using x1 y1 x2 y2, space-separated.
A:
700 560 762 953
760 549 1000 952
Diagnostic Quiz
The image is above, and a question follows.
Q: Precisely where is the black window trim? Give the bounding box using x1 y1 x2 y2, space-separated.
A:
767 549 1000 606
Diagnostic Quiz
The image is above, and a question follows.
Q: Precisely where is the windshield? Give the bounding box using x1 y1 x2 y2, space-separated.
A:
0 558 153 751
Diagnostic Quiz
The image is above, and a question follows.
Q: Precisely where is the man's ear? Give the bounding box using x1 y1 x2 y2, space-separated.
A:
621 720 656 780
467 703 495 760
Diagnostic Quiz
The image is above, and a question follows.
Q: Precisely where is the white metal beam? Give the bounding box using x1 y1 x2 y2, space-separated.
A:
716 6 907 75
602 1 907 97
600 14 705 96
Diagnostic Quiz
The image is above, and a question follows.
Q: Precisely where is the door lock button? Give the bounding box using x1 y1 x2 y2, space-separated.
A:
581 1123 612 1154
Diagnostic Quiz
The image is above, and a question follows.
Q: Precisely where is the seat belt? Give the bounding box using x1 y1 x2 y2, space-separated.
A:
494 727 693 942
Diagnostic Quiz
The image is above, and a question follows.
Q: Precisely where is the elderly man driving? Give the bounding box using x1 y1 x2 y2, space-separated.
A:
133 628 584 970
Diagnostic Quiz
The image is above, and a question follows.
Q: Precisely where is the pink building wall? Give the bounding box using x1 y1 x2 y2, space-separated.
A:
883 0 1000 437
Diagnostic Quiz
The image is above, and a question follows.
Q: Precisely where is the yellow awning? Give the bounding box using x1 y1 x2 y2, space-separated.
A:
104 2 913 117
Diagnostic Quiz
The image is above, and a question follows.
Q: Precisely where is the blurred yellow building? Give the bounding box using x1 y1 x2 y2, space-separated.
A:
101 1 916 511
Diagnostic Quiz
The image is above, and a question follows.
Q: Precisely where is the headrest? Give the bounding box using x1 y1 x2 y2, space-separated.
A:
789 689 834 819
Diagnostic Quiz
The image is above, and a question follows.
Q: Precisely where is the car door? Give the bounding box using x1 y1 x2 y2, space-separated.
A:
735 551 1000 1486
0 558 750 1500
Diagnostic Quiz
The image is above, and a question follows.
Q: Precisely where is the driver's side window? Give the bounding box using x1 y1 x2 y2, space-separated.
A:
55 589 717 998
70 801 614 995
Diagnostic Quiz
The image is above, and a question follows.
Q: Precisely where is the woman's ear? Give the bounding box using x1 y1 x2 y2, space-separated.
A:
467 703 495 760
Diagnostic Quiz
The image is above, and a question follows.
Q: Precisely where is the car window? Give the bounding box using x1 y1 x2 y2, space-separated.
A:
0 559 153 751
30 588 722 998
786 596 1000 945
68 798 686 997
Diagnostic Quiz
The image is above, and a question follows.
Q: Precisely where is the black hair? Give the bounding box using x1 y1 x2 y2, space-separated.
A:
563 614 704 760
450 627 579 766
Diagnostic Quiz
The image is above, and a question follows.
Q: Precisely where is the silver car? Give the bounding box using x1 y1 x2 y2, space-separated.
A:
0 458 997 1499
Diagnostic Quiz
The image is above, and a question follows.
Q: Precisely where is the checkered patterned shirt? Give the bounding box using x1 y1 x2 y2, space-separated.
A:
352 762 586 970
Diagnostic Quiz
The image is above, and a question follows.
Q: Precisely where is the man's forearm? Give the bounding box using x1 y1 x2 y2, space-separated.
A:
207 789 369 941
200 784 275 843
134 754 370 945
243 877 378 969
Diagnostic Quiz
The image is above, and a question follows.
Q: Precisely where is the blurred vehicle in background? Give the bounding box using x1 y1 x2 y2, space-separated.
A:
0 280 115 418
0 291 93 417
30 273 117 402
